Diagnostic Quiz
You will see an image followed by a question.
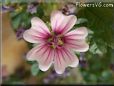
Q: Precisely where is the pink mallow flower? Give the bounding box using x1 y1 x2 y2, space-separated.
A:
23 11 89 74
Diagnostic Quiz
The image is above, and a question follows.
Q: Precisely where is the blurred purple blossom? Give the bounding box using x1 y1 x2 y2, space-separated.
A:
43 69 70 84
27 3 38 14
79 53 88 68
1 5 15 12
16 27 25 40
79 60 88 68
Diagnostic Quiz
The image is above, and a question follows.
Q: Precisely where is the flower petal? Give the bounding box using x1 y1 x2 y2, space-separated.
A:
51 11 77 34
31 17 50 34
26 44 46 61
64 27 89 52
23 17 51 43
60 47 79 67
65 39 89 52
54 49 66 74
26 44 53 71
23 29 48 43
38 48 54 71
65 27 88 40
54 47 79 74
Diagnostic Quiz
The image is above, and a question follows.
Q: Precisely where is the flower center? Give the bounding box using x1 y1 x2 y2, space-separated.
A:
47 32 64 49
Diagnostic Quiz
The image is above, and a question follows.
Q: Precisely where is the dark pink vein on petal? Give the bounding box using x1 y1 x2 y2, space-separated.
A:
59 49 66 62
64 34 84 38
66 42 82 48
60 18 74 33
44 48 51 64
62 47 72 61
28 44 47 59
38 25 50 35
56 48 61 66
39 46 49 58
36 44 47 53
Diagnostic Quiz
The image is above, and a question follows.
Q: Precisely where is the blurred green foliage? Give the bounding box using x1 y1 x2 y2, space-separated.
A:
77 7 114 84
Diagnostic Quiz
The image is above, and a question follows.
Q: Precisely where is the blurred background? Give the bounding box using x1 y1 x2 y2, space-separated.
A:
1 0 114 85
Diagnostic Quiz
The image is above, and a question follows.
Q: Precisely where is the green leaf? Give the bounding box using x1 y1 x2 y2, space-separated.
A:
31 62 39 76
11 16 21 30
10 11 24 30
